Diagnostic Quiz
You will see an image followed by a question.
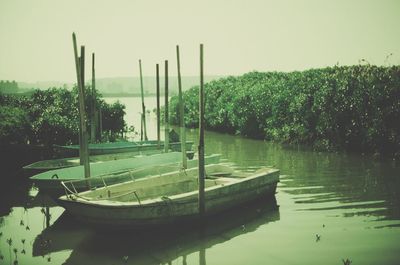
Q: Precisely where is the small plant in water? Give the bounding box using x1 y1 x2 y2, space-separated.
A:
342 258 352 265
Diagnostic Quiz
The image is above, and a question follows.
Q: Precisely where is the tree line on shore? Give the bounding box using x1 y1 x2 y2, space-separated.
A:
169 65 400 157
0 87 126 147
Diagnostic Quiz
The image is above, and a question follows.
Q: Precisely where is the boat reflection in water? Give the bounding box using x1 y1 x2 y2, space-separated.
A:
33 195 279 265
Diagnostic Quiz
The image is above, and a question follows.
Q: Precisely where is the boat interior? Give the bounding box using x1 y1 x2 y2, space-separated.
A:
74 164 251 203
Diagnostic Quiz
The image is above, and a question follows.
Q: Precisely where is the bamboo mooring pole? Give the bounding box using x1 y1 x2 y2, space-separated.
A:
198 43 205 216
78 55 83 165
164 60 169 153
176 45 187 168
91 53 97 142
140 114 144 141
199 248 206 265
139 59 148 141
99 107 103 140
156 63 161 149
80 46 90 178
45 207 50 228
72 33 90 178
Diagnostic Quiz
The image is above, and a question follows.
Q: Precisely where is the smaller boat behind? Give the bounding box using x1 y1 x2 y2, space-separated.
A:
54 140 194 156
58 164 279 227
30 152 221 195
23 149 194 174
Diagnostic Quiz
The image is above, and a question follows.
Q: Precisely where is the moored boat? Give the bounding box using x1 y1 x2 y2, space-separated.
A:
30 152 221 195
54 140 194 156
58 164 279 227
23 149 194 174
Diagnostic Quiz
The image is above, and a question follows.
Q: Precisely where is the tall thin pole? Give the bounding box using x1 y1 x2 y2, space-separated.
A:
164 60 169 153
156 64 161 149
139 59 148 141
91 53 97 143
78 56 83 165
80 45 90 179
99 107 103 139
198 44 205 216
45 207 50 228
72 33 90 178
140 114 143 141
176 45 187 168
199 248 206 265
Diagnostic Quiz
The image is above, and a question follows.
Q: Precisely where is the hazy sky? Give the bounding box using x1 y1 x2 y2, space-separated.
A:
0 0 399 83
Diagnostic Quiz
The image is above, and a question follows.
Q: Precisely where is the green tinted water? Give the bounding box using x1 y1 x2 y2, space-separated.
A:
0 97 399 265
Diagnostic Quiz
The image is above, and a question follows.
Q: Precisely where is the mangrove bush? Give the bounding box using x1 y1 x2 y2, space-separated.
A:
169 65 400 156
0 87 126 146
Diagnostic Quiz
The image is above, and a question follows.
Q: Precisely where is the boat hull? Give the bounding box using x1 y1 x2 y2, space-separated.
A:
59 167 279 227
56 141 194 156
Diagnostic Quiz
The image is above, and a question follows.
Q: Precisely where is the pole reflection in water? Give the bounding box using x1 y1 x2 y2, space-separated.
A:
199 247 206 265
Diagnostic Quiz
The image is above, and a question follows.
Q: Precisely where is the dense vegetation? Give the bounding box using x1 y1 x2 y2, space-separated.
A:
169 65 400 157
0 87 126 146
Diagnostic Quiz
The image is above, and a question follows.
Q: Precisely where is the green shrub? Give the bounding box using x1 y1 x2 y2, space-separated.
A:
0 86 126 146
169 65 400 156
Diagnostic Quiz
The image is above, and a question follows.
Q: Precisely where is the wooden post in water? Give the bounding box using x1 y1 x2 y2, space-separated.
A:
78 56 83 165
99 106 103 140
176 45 187 168
198 44 205 216
45 207 50 228
156 63 161 149
199 248 206 265
140 114 144 141
91 53 97 143
139 59 148 141
80 45 90 178
72 33 90 178
164 60 169 153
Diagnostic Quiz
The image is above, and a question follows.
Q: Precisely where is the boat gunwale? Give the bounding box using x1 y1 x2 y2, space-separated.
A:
59 166 280 208
57 141 195 150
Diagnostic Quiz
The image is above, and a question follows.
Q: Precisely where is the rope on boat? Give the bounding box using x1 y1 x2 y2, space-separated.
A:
180 166 188 177
60 181 90 201
129 170 135 182
161 196 174 217
101 176 108 188
133 191 141 205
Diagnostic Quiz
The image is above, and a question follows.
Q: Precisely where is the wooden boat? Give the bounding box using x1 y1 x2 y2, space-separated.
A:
54 140 194 156
58 164 279 227
23 149 195 174
30 152 221 195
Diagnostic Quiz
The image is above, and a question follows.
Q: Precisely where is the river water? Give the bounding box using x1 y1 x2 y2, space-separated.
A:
0 97 399 265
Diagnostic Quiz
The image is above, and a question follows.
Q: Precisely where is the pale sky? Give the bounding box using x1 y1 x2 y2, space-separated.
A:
0 0 399 83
